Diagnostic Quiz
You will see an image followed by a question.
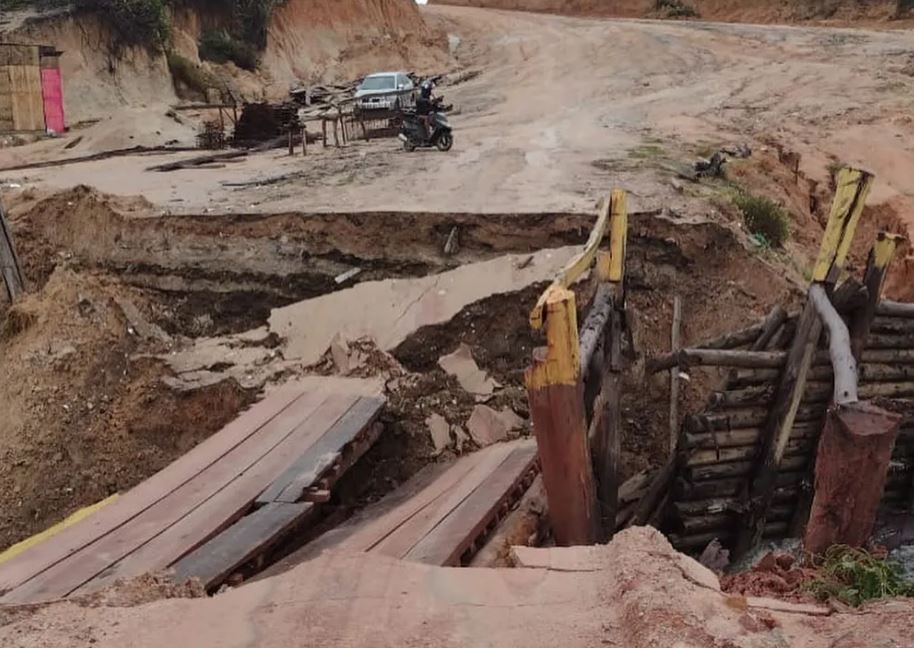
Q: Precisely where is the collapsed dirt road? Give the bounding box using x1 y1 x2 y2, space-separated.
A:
4 7 914 226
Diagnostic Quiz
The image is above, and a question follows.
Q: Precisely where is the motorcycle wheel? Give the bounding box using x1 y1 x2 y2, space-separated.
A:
436 132 453 152
403 139 416 152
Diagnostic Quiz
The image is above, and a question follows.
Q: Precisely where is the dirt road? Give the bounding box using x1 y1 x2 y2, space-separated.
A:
3 6 913 225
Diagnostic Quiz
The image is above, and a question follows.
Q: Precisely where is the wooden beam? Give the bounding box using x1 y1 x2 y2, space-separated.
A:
877 300 914 319
809 284 857 404
670 296 683 453
0 200 25 302
649 348 786 373
525 286 599 545
751 306 788 351
812 167 874 283
851 233 903 361
530 194 613 330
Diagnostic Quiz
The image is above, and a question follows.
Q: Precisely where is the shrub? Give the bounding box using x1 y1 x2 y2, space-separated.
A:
77 0 171 49
654 0 699 18
804 546 914 607
198 30 259 71
166 52 217 96
733 191 790 248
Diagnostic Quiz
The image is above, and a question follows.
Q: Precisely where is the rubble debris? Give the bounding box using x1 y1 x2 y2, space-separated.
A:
695 151 726 177
425 413 451 454
698 538 730 574
437 343 499 395
114 297 171 344
334 268 362 284
466 404 524 446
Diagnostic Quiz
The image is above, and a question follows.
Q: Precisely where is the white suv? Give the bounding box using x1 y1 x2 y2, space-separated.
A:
354 72 414 113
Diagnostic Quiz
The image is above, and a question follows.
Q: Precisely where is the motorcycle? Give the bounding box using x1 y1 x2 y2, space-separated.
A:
398 97 453 152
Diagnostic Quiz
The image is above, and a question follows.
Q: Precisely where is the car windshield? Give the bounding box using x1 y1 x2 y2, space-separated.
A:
360 75 396 91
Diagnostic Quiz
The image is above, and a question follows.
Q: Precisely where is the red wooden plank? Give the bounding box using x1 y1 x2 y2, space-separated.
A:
2 389 342 604
404 441 538 566
371 442 517 560
170 502 316 591
0 384 307 596
70 393 358 597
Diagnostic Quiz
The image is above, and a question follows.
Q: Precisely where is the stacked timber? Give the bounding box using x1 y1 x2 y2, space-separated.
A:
657 301 914 552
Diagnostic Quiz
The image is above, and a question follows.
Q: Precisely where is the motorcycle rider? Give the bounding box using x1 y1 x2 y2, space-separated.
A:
415 80 435 142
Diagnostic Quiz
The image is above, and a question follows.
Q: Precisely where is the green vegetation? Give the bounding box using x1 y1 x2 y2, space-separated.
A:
77 0 171 48
198 30 259 70
166 51 218 95
732 191 790 248
805 546 914 607
654 0 699 19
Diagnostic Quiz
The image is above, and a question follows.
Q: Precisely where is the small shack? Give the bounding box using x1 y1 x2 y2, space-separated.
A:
0 42 65 134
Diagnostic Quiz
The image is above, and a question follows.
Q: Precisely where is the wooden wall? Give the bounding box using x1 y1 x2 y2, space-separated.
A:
0 44 46 133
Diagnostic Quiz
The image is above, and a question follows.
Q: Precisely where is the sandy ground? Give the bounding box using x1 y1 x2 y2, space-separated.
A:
2 526 913 647
2 7 914 231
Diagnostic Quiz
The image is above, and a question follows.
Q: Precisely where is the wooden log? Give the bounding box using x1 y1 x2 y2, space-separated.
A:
688 455 807 482
649 349 786 373
861 349 914 364
810 284 858 404
865 334 914 349
752 306 789 351
871 317 914 334
0 200 25 302
733 297 822 559
670 295 683 453
669 522 788 551
628 459 675 527
675 487 798 517
322 119 328 147
686 438 811 467
685 424 820 450
851 233 903 360
877 300 914 319
804 402 902 554
695 321 764 350
525 286 599 545
301 126 307 156
578 283 613 377
685 404 824 432
675 472 804 500
681 505 792 534
147 149 247 172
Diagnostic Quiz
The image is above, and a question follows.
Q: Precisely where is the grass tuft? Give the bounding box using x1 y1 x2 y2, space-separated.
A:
805 546 914 607
733 191 790 248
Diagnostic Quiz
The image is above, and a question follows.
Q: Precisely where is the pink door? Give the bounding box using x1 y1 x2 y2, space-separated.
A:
40 68 65 134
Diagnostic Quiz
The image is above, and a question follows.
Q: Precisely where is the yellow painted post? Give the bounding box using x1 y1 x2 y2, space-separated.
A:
850 231 903 361
813 167 874 284
526 285 599 545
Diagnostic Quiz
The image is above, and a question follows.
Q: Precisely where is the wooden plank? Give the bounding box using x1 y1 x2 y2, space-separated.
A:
170 502 315 590
404 442 537 566
8 65 44 132
812 167 873 283
371 443 517 559
1 389 340 603
0 384 308 596
322 453 487 556
69 393 357 598
530 196 612 329
259 396 384 504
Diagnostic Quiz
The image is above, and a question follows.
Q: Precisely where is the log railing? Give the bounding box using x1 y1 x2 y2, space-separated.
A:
525 190 629 544
638 168 914 555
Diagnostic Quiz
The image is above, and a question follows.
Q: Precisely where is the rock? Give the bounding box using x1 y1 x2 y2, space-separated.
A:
425 413 451 454
438 344 499 396
466 405 524 446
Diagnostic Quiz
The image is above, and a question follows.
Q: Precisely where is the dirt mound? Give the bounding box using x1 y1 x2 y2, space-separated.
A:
3 526 914 646
436 0 907 23
0 268 253 550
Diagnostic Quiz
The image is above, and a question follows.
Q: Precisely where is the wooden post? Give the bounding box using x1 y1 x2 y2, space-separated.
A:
337 107 346 145
322 119 328 148
734 167 872 559
805 403 901 554
287 128 294 156
669 296 683 454
0 200 25 302
850 232 902 361
301 126 307 156
526 285 599 546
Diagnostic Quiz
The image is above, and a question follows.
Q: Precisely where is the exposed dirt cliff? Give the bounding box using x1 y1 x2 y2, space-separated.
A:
2 0 448 124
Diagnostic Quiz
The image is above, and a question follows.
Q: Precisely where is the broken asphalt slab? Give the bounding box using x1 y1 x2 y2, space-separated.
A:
269 247 578 366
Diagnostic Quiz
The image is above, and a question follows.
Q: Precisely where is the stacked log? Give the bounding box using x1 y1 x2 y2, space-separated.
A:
656 300 914 553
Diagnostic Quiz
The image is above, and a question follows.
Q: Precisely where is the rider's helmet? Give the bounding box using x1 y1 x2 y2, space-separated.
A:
420 80 434 99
